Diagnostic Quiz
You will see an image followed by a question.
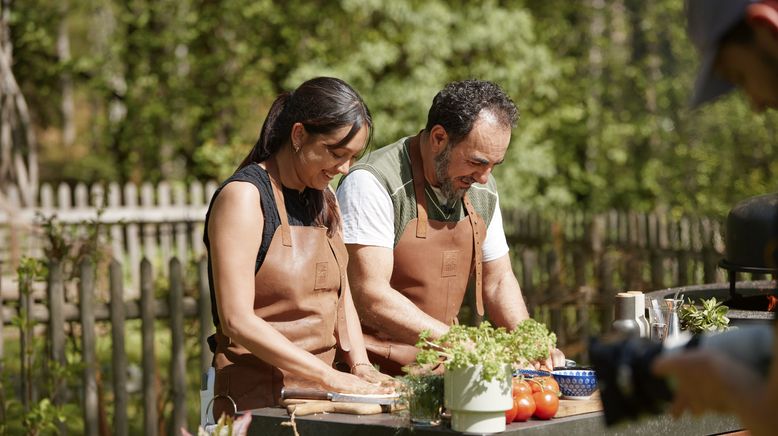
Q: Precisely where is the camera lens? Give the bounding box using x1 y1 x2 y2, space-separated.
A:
589 336 674 426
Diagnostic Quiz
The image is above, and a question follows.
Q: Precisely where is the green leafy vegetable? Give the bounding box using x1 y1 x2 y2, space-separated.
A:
679 297 730 334
414 320 556 382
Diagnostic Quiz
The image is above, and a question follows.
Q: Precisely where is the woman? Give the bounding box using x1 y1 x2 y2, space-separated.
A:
204 77 394 417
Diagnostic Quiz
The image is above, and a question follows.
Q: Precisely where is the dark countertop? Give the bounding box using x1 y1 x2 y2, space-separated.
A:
247 407 742 436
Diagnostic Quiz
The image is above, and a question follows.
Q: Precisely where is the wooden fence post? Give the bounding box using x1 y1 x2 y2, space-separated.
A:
125 183 141 298
547 249 565 345
107 183 126 282
189 182 205 261
0 261 3 424
640 213 665 291
173 184 188 263
198 257 213 374
141 259 158 436
47 258 66 434
80 259 99 436
169 258 186 433
700 217 718 283
677 217 691 286
110 259 128 436
20 261 34 412
0 261 3 367
598 252 617 333
572 246 590 362
521 250 537 315
158 183 173 278
141 184 158 276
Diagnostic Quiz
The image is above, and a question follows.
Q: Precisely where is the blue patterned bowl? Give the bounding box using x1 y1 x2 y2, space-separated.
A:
552 370 598 399
513 369 552 379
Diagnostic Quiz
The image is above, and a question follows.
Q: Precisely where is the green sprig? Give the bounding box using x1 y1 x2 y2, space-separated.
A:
414 320 556 382
679 297 730 334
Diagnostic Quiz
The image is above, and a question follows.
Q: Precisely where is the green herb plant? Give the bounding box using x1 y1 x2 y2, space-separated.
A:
401 374 444 424
679 297 731 334
415 320 556 382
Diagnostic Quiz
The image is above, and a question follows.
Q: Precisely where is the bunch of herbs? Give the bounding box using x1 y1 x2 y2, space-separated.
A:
679 297 730 334
414 320 555 382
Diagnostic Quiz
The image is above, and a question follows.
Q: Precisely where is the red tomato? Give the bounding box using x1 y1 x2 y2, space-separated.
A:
528 376 560 395
512 378 532 397
513 393 536 422
505 399 518 424
532 390 559 420
543 377 560 395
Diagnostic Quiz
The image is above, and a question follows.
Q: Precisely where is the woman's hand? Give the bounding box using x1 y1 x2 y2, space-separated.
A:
324 370 396 395
352 364 401 390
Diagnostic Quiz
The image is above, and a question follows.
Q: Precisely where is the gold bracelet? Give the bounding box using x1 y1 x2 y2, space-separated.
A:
350 362 375 374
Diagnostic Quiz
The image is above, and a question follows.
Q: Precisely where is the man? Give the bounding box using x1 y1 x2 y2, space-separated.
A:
337 79 564 375
652 2 778 435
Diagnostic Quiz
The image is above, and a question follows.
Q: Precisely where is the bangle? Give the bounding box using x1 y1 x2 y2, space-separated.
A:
350 362 374 374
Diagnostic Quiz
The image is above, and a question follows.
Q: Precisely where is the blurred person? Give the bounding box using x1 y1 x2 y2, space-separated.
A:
204 77 394 418
336 79 565 376
652 2 778 435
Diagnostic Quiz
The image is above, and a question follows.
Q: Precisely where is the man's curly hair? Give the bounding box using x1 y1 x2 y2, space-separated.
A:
425 79 519 144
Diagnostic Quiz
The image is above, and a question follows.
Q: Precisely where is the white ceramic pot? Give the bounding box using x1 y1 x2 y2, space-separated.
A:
444 364 513 434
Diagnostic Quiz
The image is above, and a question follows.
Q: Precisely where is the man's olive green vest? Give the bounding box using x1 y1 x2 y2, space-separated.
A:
347 136 498 246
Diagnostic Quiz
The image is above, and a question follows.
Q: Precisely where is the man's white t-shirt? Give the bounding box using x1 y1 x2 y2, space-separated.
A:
337 169 510 262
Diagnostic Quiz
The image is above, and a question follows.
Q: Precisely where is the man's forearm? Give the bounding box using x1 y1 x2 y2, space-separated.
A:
357 283 450 344
484 272 530 329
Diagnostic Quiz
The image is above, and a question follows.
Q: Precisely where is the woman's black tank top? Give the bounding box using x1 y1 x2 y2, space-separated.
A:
203 163 318 327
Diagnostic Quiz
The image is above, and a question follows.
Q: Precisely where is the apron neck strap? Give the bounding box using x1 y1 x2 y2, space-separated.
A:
264 157 292 247
409 134 429 239
463 195 484 316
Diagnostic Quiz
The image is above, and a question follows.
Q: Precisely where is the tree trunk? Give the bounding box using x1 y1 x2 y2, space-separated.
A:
0 0 39 207
58 0 75 148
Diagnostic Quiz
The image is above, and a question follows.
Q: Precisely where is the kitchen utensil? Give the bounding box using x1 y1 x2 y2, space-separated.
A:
552 369 598 400
612 293 641 337
280 387 399 405
663 298 683 340
513 368 551 378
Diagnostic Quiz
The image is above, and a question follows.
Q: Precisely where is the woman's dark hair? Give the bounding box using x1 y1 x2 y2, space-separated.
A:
425 79 519 144
239 77 372 236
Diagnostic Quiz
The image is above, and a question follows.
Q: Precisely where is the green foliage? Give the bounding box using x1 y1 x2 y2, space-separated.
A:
400 374 444 423
11 0 778 213
510 318 558 367
415 320 555 382
4 257 82 435
680 297 731 334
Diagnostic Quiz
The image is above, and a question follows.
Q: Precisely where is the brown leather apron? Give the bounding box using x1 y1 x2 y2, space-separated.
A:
212 159 352 416
362 135 487 376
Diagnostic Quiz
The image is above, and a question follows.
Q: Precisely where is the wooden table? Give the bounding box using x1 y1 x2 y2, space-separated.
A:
246 407 742 436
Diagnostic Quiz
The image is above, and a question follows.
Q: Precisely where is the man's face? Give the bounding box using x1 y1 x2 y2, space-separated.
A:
433 112 511 204
715 29 778 112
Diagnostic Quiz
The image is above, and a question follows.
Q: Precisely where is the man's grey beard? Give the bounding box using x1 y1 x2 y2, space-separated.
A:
433 144 466 206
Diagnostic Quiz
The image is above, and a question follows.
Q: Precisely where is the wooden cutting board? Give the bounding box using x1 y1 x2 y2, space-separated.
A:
281 399 405 416
555 391 603 418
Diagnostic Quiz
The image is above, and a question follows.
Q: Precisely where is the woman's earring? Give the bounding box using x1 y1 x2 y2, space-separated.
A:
292 143 300 153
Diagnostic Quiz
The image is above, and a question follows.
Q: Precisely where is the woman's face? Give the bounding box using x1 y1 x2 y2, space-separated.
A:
293 123 369 190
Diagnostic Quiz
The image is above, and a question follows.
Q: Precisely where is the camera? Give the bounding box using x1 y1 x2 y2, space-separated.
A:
589 324 773 426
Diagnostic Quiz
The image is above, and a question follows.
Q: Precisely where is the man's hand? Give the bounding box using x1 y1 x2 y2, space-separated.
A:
531 347 566 370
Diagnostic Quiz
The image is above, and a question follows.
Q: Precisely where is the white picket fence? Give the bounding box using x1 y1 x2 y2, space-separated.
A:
1 180 218 298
